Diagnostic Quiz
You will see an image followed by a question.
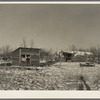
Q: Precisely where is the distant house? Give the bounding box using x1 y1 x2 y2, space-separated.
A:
57 51 74 62
58 51 93 62
11 47 41 66
62 51 75 62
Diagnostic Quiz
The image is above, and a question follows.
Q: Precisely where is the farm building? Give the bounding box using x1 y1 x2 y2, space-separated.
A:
62 51 75 62
58 51 93 62
57 51 75 62
11 47 41 66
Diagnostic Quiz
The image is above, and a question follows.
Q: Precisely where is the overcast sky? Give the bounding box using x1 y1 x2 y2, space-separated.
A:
0 4 100 51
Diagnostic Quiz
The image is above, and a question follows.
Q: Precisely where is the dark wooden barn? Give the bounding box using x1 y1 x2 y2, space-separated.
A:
11 47 41 66
63 52 74 62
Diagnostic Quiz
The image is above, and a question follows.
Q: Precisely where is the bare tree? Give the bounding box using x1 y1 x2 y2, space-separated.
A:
2 45 12 60
2 45 11 54
0 47 3 54
22 38 27 48
30 39 34 48
20 38 35 48
40 48 53 61
69 45 77 51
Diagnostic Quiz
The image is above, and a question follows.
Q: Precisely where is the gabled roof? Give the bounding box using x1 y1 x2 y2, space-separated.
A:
74 51 92 56
63 51 92 56
18 47 41 50
58 50 93 56
12 47 41 53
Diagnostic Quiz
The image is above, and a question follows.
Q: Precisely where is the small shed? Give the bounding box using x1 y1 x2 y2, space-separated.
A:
11 47 41 66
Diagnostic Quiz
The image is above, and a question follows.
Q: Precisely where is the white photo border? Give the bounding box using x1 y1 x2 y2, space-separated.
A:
0 1 99 99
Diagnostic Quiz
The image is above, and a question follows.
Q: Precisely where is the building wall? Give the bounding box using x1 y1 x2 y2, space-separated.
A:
31 54 40 66
20 48 40 66
11 48 19 65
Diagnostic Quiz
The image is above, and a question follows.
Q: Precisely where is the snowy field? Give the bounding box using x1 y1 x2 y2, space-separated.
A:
0 62 100 90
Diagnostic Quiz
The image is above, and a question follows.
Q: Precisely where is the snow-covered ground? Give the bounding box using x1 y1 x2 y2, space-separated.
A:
0 62 99 90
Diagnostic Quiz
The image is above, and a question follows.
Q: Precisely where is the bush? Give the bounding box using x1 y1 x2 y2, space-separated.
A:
72 55 87 62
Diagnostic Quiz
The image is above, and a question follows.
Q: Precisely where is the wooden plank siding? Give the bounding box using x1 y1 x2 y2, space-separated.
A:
11 48 19 65
11 47 40 66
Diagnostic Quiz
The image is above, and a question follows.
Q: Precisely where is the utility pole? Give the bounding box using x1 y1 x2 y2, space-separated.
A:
59 50 63 67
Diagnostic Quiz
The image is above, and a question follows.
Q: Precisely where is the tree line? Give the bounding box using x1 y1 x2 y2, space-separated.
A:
65 45 100 63
1 39 100 64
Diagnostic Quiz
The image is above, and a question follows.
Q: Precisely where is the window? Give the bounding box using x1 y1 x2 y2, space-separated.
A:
21 55 25 58
21 55 26 62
